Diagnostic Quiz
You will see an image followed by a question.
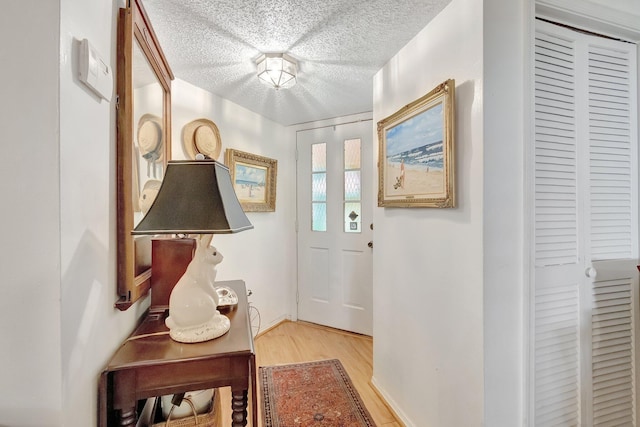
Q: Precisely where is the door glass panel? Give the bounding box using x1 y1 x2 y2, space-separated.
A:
312 203 327 232
344 171 360 201
312 173 327 202
344 138 361 233
312 143 327 172
312 142 327 232
344 202 361 233
344 138 361 169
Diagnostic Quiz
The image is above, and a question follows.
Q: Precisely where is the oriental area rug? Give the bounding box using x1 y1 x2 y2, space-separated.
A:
259 359 377 427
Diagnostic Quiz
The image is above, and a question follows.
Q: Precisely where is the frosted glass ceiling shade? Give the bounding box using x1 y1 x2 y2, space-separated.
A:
256 53 297 89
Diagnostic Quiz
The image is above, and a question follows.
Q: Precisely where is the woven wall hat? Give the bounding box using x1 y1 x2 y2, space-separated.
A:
139 179 162 214
137 114 164 163
182 118 222 160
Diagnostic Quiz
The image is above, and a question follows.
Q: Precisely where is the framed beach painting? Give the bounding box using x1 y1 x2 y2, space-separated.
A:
377 79 455 208
225 149 277 212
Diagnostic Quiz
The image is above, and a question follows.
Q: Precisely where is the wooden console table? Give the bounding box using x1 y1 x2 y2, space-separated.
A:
99 280 257 427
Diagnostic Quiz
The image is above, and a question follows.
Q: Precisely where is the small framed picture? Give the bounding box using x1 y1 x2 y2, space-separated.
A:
225 149 277 212
377 79 455 208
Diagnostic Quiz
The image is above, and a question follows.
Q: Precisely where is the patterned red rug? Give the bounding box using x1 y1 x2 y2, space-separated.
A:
260 359 377 427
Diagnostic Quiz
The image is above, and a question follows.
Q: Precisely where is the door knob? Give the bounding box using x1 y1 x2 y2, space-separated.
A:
368 241 373 248
585 267 597 279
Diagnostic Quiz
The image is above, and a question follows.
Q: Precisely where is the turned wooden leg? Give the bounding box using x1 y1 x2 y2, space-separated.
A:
117 406 137 427
250 355 258 427
231 389 248 427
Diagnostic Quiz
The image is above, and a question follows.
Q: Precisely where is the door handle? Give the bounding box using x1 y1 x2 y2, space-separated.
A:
368 241 373 248
585 267 597 279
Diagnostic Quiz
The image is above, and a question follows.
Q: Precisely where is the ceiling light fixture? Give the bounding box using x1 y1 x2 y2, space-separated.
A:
256 53 297 89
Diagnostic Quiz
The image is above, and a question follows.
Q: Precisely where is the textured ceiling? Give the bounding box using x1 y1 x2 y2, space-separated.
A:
144 0 452 126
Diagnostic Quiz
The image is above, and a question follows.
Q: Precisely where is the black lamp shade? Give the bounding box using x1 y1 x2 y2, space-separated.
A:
133 160 253 235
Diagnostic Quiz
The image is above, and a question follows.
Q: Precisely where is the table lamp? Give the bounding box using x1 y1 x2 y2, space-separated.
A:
133 159 253 343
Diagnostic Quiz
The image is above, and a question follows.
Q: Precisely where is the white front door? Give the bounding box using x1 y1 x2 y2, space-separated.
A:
296 120 374 335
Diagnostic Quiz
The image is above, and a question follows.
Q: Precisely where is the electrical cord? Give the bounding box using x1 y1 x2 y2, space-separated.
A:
247 289 261 338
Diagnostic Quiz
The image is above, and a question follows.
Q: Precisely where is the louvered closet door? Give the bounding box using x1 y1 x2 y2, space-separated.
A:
533 20 638 427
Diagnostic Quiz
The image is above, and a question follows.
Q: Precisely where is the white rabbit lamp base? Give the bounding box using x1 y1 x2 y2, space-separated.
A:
167 313 230 343
165 235 230 343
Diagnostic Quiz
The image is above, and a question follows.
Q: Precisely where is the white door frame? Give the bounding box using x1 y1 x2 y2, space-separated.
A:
525 4 640 424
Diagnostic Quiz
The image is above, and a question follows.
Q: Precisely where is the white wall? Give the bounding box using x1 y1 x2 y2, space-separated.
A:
0 1 133 426
0 1 63 426
483 0 527 425
59 1 151 426
171 78 296 334
371 0 485 425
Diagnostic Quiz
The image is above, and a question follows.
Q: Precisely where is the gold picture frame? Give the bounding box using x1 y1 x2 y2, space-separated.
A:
225 149 277 212
377 79 455 208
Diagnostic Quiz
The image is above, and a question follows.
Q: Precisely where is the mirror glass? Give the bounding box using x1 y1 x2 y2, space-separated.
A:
132 40 164 277
116 0 173 310
133 40 164 218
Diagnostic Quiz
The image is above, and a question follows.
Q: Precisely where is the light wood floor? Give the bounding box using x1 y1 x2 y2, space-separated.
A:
218 320 402 427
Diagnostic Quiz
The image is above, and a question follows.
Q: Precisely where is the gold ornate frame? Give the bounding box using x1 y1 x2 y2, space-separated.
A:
225 149 277 212
377 79 455 208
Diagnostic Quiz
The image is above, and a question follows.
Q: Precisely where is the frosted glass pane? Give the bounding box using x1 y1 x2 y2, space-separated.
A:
344 202 361 233
344 138 361 169
312 143 326 172
311 142 326 232
312 173 326 201
312 203 327 232
344 171 360 201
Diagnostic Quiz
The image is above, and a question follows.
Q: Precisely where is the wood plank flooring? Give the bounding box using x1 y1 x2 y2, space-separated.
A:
218 320 402 427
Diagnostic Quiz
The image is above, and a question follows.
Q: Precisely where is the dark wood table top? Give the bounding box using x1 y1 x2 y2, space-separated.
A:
106 280 253 370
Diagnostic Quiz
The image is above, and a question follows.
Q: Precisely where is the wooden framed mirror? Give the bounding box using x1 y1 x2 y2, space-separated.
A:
116 0 173 310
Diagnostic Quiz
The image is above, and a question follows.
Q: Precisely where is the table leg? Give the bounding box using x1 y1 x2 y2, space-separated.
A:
113 370 137 427
116 406 137 427
250 355 258 427
231 389 248 427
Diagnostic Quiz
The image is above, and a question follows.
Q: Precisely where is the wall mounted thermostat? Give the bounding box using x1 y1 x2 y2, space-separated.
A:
78 38 113 101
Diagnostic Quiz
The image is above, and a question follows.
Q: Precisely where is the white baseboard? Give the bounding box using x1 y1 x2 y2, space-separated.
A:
370 376 414 427
255 314 290 338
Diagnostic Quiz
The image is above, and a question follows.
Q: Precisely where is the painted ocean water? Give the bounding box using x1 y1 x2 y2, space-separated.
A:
236 179 265 187
387 140 443 170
